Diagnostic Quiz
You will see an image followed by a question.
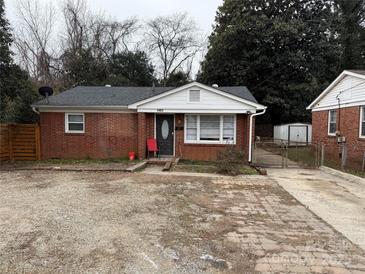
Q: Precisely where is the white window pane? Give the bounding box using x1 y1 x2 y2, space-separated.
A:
329 111 336 133
186 129 197 140
223 115 234 140
186 115 197 140
186 115 197 128
68 115 83 122
200 115 219 140
330 111 336 122
189 90 200 102
69 123 83 131
329 123 336 133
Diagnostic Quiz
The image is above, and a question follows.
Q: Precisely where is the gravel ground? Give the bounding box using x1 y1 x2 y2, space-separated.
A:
0 170 365 273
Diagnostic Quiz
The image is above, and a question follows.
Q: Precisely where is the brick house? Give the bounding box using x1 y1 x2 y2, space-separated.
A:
307 70 365 169
32 82 266 161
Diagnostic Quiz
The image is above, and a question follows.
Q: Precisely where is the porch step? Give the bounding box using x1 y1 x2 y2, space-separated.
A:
163 161 172 171
126 161 148 172
147 157 174 165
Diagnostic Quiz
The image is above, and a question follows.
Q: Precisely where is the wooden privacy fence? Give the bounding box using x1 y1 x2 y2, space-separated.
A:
0 124 40 161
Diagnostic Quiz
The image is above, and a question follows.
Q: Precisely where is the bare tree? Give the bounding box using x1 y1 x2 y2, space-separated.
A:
145 13 203 85
61 0 91 54
62 0 138 59
14 0 57 84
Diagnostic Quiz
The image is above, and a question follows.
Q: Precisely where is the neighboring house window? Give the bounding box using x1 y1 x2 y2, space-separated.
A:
360 106 365 138
328 110 337 135
185 114 236 144
65 113 84 133
189 90 200 102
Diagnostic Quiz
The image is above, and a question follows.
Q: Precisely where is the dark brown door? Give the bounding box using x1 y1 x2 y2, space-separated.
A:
156 115 174 156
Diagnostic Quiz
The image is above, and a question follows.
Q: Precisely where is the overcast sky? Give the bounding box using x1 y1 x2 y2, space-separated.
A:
5 0 223 77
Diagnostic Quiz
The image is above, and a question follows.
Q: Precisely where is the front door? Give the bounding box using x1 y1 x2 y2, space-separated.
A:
156 114 174 156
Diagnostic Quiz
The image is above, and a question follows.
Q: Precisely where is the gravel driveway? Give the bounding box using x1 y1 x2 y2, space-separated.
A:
0 170 365 273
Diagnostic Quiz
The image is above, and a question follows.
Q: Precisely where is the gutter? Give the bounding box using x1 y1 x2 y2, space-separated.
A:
248 107 267 163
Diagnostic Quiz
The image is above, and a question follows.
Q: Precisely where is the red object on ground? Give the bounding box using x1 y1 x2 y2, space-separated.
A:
147 138 159 158
128 151 135 161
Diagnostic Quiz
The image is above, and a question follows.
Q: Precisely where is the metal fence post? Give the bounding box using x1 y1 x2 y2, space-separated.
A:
321 143 324 167
341 143 347 171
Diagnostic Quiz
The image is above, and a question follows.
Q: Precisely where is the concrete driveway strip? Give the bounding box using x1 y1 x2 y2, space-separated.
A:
268 168 365 251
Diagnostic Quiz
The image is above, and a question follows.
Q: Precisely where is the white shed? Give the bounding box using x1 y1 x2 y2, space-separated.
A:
274 123 312 146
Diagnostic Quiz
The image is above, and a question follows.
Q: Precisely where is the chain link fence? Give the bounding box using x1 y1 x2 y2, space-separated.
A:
253 138 365 177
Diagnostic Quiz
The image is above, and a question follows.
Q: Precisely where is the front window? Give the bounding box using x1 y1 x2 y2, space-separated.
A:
200 115 220 141
65 113 84 133
360 106 365 138
185 114 236 144
328 110 336 135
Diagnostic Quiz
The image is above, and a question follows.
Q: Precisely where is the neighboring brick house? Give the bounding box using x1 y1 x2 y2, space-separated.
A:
307 70 365 169
32 82 266 161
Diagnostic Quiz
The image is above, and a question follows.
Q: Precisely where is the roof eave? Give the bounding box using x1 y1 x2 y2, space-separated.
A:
32 105 129 109
307 70 365 109
128 81 265 110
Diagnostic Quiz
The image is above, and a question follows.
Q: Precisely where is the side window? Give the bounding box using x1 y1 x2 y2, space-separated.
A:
328 110 336 135
65 113 84 133
361 106 365 138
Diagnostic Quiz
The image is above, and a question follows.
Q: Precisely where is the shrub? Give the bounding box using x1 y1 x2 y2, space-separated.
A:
216 146 246 175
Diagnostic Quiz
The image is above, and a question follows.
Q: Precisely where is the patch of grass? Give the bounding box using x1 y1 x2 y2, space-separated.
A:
239 166 258 175
323 159 365 178
174 164 218 174
287 146 318 168
178 159 217 166
174 161 258 175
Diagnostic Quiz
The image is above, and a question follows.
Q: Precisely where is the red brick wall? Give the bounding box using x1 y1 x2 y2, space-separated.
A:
137 113 154 159
40 112 139 159
174 114 250 161
40 112 251 161
312 106 365 169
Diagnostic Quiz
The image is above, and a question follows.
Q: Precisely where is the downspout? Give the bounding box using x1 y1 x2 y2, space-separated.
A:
248 107 267 163
32 106 40 114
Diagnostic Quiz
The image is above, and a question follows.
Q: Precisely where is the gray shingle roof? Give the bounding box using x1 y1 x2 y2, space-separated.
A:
33 84 257 107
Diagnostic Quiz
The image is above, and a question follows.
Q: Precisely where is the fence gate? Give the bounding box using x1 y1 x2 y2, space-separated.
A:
252 138 320 168
0 124 40 161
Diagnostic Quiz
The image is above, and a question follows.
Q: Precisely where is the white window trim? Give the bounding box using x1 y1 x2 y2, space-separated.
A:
360 106 365 139
187 89 201 103
184 114 236 144
65 113 85 133
328 110 336 136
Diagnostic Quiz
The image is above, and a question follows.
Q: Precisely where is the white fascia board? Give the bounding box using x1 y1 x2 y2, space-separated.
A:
307 70 365 110
128 81 266 110
136 108 257 114
311 100 365 112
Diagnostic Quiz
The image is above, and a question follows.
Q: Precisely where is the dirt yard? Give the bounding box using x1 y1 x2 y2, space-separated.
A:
0 170 365 273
